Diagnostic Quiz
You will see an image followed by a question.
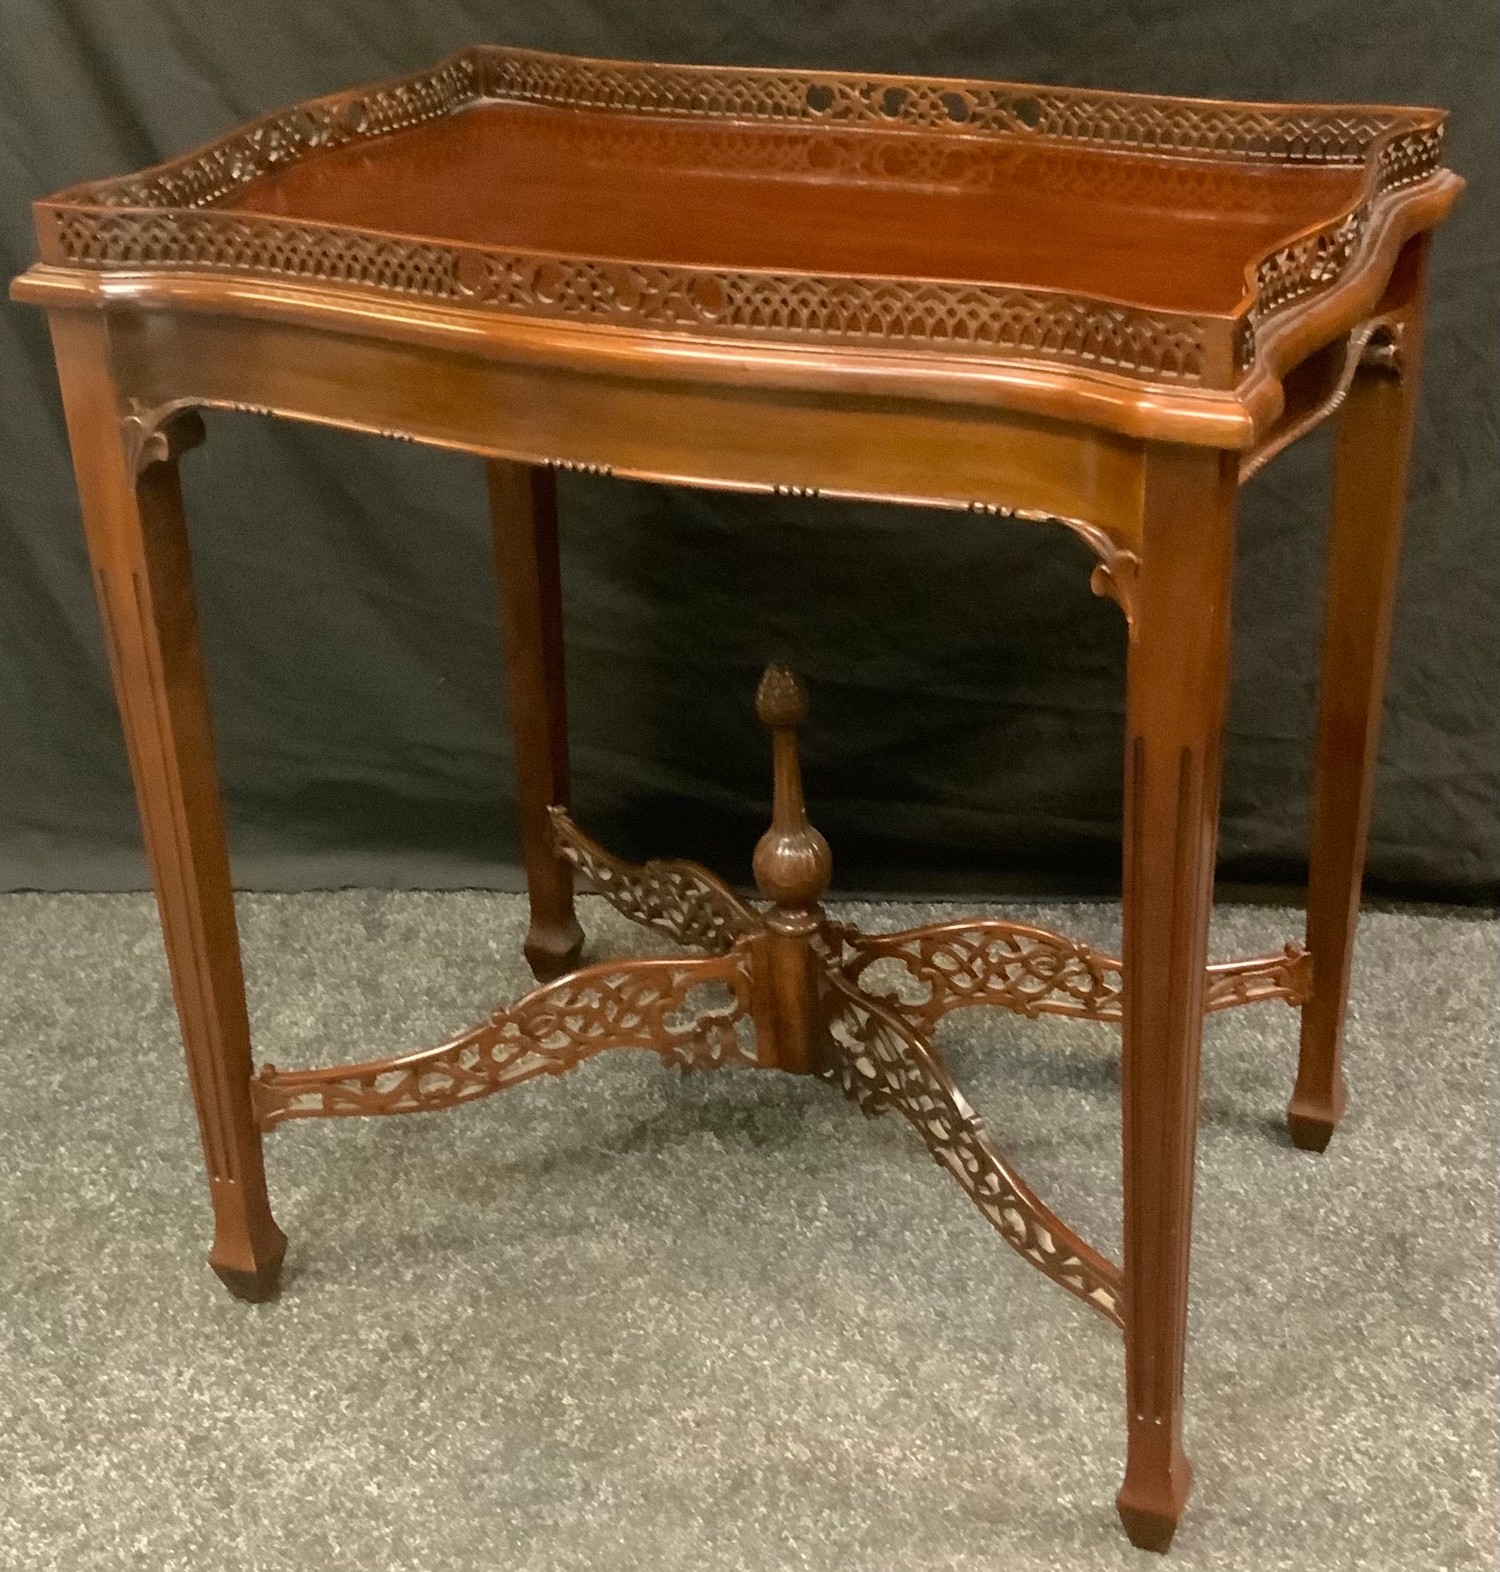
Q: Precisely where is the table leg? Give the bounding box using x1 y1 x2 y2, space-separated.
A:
1116 446 1238 1552
486 459 584 981
49 315 286 1301
1291 237 1431 1152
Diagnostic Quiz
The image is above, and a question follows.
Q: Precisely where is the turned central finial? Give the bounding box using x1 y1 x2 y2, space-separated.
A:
755 661 809 730
753 663 831 909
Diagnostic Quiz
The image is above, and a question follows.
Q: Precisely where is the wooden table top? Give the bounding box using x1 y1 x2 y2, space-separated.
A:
224 102 1367 319
15 47 1462 445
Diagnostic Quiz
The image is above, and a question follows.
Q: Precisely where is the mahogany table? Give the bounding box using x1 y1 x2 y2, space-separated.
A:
12 47 1461 1552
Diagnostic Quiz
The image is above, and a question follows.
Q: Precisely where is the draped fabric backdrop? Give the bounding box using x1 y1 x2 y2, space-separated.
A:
1 2 1495 900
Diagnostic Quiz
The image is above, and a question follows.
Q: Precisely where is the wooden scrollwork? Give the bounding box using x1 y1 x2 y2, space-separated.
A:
36 48 1446 391
251 944 759 1129
959 508 1138 626
843 919 1310 1031
121 401 205 477
846 919 1120 1026
821 973 1124 1326
1067 519 1140 627
1360 320 1406 375
1204 943 1312 1012
549 806 764 955
77 49 1439 221
241 661 1312 1336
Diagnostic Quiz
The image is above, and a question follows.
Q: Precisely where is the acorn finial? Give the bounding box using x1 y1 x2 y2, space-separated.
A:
756 662 809 730
752 663 831 909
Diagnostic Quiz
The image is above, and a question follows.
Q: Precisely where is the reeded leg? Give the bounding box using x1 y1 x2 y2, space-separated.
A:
1291 237 1432 1153
486 459 583 981
1116 446 1238 1552
50 315 286 1300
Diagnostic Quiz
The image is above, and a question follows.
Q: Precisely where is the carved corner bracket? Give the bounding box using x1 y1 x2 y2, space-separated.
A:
966 508 1139 627
1060 517 1139 627
1359 319 1406 376
1241 309 1411 481
121 400 205 476
1088 550 1140 628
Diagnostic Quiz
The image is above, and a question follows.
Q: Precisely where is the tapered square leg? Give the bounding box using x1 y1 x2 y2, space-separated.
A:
50 315 287 1300
1292 237 1431 1152
487 459 584 981
1116 445 1239 1552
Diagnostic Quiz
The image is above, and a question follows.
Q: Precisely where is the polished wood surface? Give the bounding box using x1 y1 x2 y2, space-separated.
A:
1292 235 1432 1152
11 45 1462 1556
1116 444 1239 1550
486 459 583 981
225 100 1367 314
17 47 1460 443
46 313 285 1301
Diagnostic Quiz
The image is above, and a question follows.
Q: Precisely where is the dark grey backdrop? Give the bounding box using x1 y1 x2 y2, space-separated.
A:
2 2 1496 900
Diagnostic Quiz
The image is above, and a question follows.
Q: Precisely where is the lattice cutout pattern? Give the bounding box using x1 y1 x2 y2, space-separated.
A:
549 807 763 955
821 973 1123 1323
40 46 1445 388
252 948 758 1127
843 920 1311 1031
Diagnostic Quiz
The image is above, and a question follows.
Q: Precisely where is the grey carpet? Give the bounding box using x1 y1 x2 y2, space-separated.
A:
0 892 1495 1572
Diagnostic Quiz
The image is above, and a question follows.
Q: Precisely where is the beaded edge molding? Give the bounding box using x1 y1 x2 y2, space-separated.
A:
35 47 1446 389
